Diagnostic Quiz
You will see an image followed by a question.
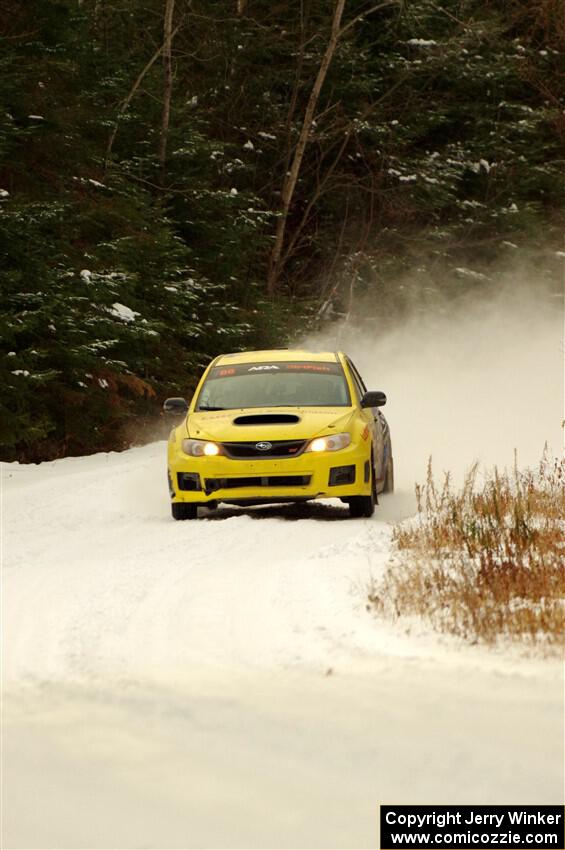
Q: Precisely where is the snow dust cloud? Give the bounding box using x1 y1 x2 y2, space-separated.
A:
303 270 564 503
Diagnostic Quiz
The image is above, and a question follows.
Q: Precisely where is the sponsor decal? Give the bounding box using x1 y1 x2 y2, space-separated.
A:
195 413 230 420
248 365 280 371
287 363 332 372
361 424 369 441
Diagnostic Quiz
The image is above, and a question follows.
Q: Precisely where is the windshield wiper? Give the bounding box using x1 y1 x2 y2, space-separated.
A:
198 405 226 411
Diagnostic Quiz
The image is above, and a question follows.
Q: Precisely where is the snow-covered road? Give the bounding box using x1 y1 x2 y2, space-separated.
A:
2 442 563 849
4 282 564 848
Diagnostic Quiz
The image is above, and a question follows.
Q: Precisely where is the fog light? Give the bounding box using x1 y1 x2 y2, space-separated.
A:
329 465 356 486
178 472 202 491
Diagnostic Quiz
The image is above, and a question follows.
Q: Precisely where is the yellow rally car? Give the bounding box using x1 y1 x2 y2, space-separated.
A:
164 349 393 519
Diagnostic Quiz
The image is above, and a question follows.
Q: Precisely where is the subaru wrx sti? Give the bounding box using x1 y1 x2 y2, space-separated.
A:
165 350 393 519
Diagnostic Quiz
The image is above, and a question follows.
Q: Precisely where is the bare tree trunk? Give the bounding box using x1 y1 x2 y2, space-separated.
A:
104 23 181 170
158 0 176 171
282 0 306 177
280 127 352 270
267 0 346 296
266 0 399 296
236 0 247 14
93 0 102 28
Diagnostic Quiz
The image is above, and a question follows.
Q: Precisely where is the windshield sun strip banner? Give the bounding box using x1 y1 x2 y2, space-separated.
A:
195 360 351 410
207 361 344 379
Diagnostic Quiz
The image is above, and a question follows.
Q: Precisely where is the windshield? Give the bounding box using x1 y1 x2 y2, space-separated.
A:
195 361 351 410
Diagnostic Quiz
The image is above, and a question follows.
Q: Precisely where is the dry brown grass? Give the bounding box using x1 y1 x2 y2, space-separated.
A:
369 452 565 650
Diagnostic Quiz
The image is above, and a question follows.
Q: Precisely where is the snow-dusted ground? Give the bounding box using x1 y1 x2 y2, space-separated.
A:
2 441 563 850
3 286 564 848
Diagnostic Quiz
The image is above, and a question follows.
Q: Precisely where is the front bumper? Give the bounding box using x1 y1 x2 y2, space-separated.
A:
168 441 371 504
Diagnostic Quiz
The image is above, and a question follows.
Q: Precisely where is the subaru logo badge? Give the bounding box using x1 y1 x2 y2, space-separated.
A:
255 441 272 451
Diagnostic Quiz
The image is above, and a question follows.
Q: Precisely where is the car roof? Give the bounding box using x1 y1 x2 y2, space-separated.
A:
215 349 341 365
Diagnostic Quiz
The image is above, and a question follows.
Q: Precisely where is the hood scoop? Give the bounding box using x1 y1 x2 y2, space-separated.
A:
233 413 301 425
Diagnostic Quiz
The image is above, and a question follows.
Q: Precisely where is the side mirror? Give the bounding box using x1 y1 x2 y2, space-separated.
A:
360 390 386 408
163 397 189 415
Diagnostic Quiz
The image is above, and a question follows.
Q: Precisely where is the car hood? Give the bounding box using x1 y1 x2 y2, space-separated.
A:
186 407 355 442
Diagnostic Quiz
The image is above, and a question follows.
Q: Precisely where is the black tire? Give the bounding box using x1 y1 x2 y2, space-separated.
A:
171 502 198 520
382 454 394 494
349 456 376 518
348 496 374 518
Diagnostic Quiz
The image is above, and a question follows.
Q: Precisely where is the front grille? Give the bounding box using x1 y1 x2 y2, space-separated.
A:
222 439 307 459
204 475 311 494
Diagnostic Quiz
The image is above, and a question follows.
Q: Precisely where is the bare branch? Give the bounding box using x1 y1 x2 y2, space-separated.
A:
104 21 182 169
158 0 176 171
267 0 347 295
339 0 401 38
281 128 352 267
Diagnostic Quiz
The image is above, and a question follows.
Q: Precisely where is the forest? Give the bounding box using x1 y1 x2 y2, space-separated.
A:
1 0 564 461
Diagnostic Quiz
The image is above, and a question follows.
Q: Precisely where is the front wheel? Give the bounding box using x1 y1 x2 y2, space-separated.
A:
348 457 376 518
382 454 394 493
172 502 198 520
348 494 375 518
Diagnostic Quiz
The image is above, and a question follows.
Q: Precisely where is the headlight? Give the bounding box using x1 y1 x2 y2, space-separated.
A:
182 439 221 457
306 432 351 453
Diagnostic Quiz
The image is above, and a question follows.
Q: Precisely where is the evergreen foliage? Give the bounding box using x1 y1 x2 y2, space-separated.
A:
1 0 563 459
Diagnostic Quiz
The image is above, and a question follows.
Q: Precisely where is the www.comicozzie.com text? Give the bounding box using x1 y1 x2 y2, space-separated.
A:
388 831 558 845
